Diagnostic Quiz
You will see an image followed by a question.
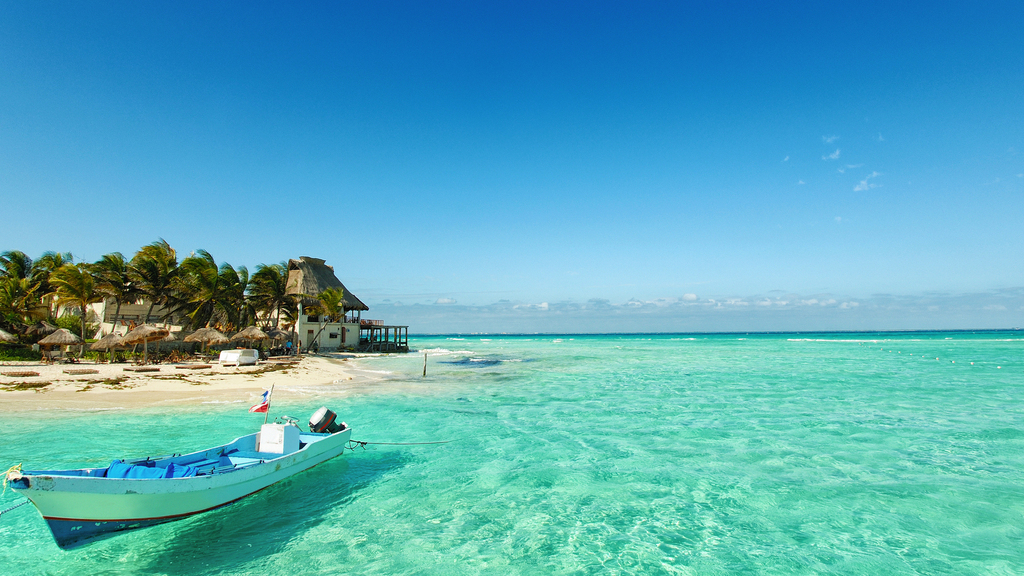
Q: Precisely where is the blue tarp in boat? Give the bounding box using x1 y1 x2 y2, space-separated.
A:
106 460 197 479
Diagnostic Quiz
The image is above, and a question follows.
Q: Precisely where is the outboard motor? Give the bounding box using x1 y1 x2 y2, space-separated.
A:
309 406 347 433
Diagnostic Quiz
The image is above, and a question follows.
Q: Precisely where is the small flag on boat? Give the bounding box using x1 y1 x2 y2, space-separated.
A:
249 389 271 413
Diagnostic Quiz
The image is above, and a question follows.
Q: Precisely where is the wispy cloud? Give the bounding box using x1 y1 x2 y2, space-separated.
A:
822 135 839 143
823 149 840 161
798 180 805 185
782 155 789 162
379 287 1024 333
837 163 862 174
878 133 885 141
854 171 881 191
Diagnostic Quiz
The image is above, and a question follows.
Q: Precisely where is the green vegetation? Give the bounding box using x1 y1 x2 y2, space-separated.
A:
0 240 300 344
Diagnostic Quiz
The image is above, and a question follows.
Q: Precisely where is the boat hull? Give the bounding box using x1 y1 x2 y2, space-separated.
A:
11 428 352 549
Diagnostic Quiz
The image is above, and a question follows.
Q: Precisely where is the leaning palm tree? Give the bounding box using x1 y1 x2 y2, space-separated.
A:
175 250 248 329
129 239 179 323
92 252 140 332
32 251 74 319
305 287 345 351
50 263 103 355
0 250 34 280
248 262 293 328
0 276 48 331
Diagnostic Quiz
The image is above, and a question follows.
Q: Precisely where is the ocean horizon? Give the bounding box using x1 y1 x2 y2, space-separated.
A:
2 331 1022 574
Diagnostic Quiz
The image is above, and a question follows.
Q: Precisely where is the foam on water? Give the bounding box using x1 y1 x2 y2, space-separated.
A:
2 332 1023 574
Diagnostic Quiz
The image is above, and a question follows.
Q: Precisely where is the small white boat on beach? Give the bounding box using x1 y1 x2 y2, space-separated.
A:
6 407 351 549
219 348 259 366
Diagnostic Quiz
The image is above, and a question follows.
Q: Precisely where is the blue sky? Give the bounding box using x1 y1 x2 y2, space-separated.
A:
2 2 1022 332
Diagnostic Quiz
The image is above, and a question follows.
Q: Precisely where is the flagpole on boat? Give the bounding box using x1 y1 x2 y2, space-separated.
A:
264 385 275 425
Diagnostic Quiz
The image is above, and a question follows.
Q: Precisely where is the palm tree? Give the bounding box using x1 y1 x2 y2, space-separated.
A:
92 252 139 333
50 263 103 355
130 239 179 323
1 252 48 333
248 263 292 328
175 250 244 329
0 276 47 331
0 250 34 280
306 287 345 351
32 251 74 319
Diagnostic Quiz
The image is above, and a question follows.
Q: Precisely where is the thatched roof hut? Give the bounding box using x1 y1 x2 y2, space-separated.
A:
184 327 229 346
38 328 82 346
285 257 368 311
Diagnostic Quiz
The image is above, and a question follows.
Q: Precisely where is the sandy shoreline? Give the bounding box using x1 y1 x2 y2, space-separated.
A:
0 354 387 413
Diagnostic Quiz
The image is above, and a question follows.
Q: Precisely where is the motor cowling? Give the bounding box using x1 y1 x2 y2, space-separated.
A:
309 406 347 433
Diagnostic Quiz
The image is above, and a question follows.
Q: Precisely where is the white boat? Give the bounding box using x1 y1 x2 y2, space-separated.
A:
219 348 259 366
6 408 351 549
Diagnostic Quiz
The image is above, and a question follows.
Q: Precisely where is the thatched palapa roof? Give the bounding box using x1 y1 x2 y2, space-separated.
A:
232 326 269 341
91 332 125 351
38 329 82 346
285 257 368 311
266 328 292 340
121 324 170 346
26 321 57 337
184 327 229 345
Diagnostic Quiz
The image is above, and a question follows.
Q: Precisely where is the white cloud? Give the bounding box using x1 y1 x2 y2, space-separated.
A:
783 156 789 162
839 301 860 309
682 293 698 301
878 133 885 141
854 171 882 191
798 180 805 185
835 216 842 223
823 135 839 143
823 149 840 161
435 298 457 305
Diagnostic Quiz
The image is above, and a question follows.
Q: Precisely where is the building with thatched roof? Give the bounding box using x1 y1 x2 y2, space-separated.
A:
286 257 406 352
285 257 369 312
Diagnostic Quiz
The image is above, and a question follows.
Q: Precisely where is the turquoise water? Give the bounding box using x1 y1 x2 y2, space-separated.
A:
2 332 1023 575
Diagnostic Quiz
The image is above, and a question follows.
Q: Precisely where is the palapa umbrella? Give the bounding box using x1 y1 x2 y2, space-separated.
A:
265 328 291 341
38 328 81 346
231 326 269 347
26 321 57 337
184 327 229 345
38 328 81 362
90 332 125 363
121 324 170 365
0 328 16 343
184 327 229 354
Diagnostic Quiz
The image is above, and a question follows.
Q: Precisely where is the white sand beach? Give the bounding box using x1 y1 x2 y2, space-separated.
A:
0 355 387 412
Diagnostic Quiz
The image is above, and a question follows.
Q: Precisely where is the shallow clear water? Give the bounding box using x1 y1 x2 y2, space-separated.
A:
2 332 1023 575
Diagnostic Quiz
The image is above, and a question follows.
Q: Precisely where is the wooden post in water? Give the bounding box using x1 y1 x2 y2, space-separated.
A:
423 352 427 377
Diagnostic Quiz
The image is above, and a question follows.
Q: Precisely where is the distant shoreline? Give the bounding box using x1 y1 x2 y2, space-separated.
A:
410 328 1023 337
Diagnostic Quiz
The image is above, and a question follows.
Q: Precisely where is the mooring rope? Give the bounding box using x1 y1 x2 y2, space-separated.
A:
0 499 29 519
0 464 30 521
347 440 451 451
